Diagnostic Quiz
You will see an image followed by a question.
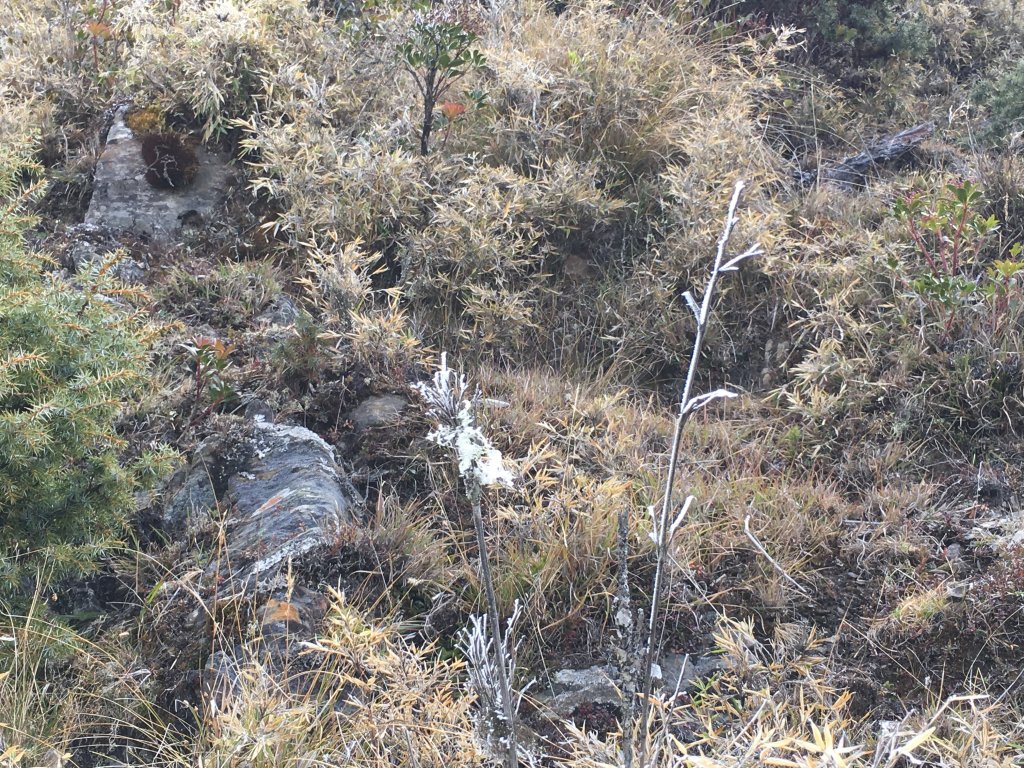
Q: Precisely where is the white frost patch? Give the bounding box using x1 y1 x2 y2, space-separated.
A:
252 420 338 464
429 404 514 489
416 353 515 489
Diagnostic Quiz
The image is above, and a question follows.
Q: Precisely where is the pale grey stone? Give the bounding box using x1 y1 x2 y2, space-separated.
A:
348 394 409 430
539 665 621 718
161 418 359 726
84 106 234 241
256 295 300 327
162 419 360 596
536 654 722 718
66 223 148 283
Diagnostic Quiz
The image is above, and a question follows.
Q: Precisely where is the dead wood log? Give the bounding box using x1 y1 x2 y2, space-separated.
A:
798 122 935 187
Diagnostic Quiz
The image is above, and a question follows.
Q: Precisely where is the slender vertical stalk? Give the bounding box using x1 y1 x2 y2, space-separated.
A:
636 181 758 766
615 504 636 768
469 481 519 768
420 66 437 156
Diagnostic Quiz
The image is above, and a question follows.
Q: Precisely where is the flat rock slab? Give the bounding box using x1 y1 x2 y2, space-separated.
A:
85 106 234 240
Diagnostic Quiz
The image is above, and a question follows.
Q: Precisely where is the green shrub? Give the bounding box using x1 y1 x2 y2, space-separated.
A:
0 148 159 601
724 0 928 72
976 58 1024 144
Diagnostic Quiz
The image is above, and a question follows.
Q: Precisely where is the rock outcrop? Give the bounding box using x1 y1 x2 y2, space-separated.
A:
157 415 362 719
164 417 360 596
85 106 233 242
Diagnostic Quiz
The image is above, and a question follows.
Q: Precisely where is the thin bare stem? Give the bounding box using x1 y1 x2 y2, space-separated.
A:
635 181 761 765
743 513 809 596
615 504 636 768
469 482 519 768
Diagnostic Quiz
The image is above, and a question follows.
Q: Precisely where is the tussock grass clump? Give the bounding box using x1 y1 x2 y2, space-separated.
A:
1 588 483 768
411 364 669 645
169 0 800 376
191 591 484 767
565 616 1024 766
157 260 282 330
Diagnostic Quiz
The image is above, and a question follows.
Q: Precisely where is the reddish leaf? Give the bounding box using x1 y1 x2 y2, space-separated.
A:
84 21 113 40
439 101 467 120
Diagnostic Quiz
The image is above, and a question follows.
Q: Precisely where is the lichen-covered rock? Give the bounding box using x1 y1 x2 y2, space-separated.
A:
535 654 722 719
85 106 233 241
161 431 245 536
162 418 361 596
155 419 361 720
538 664 621 718
66 223 148 283
256 295 300 327
214 421 359 595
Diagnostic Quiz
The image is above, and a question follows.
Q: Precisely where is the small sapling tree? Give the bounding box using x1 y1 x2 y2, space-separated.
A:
399 3 486 155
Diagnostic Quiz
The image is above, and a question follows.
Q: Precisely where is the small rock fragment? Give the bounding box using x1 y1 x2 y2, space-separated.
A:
348 394 409 430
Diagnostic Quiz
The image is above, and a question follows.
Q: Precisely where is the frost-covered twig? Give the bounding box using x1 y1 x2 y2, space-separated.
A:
633 181 762 766
460 603 529 761
744 514 809 596
417 354 520 768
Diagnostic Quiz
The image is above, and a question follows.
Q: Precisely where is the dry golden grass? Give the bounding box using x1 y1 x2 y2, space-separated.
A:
4 0 1024 765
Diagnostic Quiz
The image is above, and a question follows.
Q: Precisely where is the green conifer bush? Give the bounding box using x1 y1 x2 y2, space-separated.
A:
0 148 157 602
976 58 1024 144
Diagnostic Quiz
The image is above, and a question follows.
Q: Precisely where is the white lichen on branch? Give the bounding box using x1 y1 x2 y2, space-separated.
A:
415 351 515 489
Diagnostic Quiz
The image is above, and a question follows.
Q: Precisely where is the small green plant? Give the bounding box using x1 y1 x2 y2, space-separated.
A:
272 310 332 391
893 180 999 334
981 248 1024 337
77 0 122 85
181 335 237 420
159 261 281 329
399 2 486 155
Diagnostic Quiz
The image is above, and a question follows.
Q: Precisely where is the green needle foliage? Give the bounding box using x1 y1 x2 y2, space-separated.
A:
0 145 160 604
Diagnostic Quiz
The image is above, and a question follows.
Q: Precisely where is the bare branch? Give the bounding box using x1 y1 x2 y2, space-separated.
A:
635 180 761 765
744 514 809 596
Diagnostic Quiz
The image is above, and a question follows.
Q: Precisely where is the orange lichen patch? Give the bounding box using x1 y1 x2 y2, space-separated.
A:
259 599 302 628
83 20 113 40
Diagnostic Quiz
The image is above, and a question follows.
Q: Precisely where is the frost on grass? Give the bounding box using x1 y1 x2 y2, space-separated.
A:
459 603 528 760
415 352 515 489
